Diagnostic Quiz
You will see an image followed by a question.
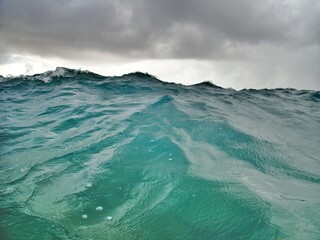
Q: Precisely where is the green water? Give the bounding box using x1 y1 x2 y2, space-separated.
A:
0 68 320 239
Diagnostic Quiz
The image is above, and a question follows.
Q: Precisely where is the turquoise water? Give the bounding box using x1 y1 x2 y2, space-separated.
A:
1 67 320 239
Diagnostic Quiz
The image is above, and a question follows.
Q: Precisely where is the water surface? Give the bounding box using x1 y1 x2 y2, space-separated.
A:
1 68 320 239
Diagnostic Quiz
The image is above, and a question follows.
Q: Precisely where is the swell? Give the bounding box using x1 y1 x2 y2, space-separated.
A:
1 68 320 239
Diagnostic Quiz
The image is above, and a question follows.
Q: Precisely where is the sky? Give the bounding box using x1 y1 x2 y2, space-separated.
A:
0 0 319 89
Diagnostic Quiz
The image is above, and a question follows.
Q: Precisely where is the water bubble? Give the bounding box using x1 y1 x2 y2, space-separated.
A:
106 216 113 221
82 214 88 219
96 206 103 211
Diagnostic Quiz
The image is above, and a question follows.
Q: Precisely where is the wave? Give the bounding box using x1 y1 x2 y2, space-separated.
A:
0 67 313 90
0 67 103 83
0 67 320 239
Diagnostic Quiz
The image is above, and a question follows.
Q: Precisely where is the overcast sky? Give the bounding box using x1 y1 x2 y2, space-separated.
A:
0 0 319 89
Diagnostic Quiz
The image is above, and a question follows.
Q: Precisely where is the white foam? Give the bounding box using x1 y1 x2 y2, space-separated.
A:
2 187 14 194
106 216 113 221
82 214 88 219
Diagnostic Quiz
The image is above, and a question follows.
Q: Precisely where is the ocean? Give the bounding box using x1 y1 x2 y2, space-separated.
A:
1 67 319 239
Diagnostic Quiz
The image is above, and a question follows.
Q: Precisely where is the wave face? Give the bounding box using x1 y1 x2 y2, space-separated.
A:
1 67 320 239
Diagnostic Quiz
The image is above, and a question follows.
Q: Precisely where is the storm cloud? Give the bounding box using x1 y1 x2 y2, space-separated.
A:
0 0 319 89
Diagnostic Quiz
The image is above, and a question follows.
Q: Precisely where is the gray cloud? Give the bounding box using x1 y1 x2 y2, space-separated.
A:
1 0 318 59
0 0 319 89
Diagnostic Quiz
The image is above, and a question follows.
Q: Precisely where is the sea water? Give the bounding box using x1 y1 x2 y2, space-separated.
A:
0 67 319 239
